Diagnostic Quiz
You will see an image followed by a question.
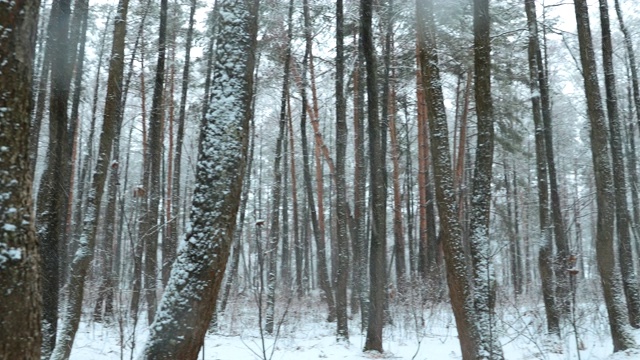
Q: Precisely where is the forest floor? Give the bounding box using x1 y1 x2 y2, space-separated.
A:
69 292 640 359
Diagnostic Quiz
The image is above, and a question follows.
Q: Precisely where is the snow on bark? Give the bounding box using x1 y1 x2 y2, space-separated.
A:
141 0 258 358
573 0 636 352
0 0 42 358
49 1 129 358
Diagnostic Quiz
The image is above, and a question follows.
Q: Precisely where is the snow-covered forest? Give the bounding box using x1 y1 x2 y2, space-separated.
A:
3 0 640 359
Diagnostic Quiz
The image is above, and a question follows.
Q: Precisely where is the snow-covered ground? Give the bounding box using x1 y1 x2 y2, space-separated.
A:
69 295 640 359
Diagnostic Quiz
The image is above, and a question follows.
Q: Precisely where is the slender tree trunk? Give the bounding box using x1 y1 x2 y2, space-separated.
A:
63 0 89 283
614 0 640 131
265 1 294 335
141 0 259 357
169 0 196 284
130 58 148 322
29 6 52 180
525 0 560 335
0 1 42 358
573 0 636 351
138 0 168 325
352 37 369 326
288 95 303 298
389 80 406 294
301 0 336 322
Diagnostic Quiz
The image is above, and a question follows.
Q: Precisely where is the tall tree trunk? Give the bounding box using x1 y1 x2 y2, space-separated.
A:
288 95 303 298
417 0 482 358
63 0 89 283
390 83 406 295
361 0 387 352
169 0 196 284
141 0 259 357
573 0 636 351
130 59 148 322
352 36 369 326
138 0 168 325
614 0 640 131
301 0 336 322
335 0 350 341
29 4 53 180
524 0 560 335
49 1 129 359
0 1 42 358
265 0 294 335
599 0 640 328
469 1 503 358
163 36 176 288
538 11 570 316
37 0 72 356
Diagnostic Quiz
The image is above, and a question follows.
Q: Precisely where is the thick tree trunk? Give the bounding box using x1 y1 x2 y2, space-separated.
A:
36 0 72 356
0 1 42 358
573 0 636 351
468 1 503 358
141 1 259 357
417 0 482 358
361 0 387 352
599 0 640 328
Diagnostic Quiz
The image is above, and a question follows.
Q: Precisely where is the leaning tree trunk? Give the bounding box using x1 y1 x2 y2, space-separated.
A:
0 1 42 358
141 0 259 358
417 0 481 358
49 1 129 358
573 0 636 352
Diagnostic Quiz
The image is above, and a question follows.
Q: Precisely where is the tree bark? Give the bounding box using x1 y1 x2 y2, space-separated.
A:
469 0 503 357
0 1 42 358
361 0 387 352
168 0 196 288
139 0 168 325
49 1 129 359
36 0 72 355
573 0 636 351
141 0 259 357
417 0 482 358
599 0 640 328
301 0 336 322
335 0 350 341
265 0 294 334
